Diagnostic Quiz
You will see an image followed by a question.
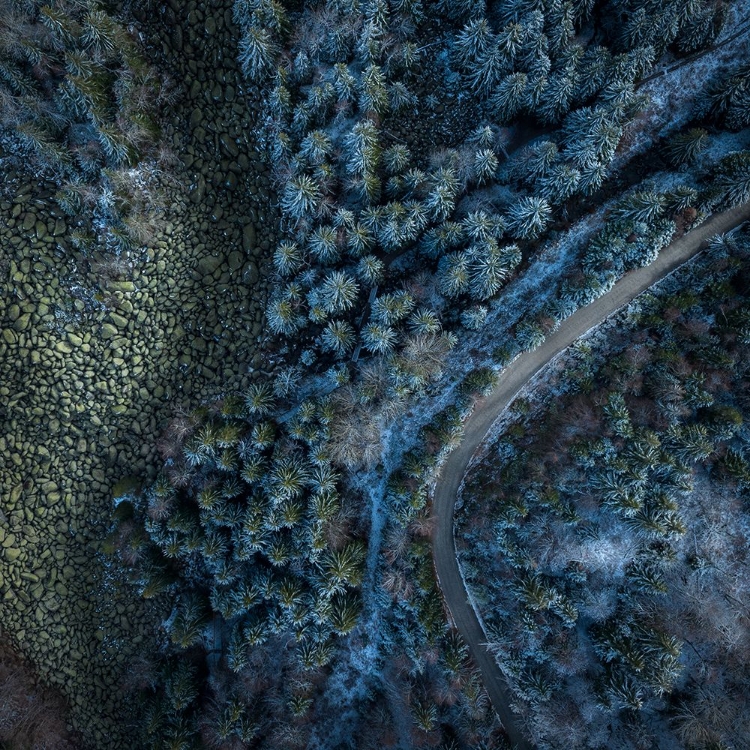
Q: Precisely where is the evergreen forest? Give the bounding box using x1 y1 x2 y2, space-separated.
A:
0 0 748 748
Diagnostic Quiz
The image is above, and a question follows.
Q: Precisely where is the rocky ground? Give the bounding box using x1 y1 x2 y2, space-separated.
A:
0 0 275 744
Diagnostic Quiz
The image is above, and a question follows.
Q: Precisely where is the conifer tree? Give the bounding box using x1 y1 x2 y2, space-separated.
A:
438 252 471 298
506 196 551 240
321 320 356 355
538 163 581 204
320 271 360 314
238 27 279 82
491 72 528 123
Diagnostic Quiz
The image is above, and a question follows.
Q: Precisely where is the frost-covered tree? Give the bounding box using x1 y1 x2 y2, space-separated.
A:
537 70 576 125
707 63 750 129
267 295 305 335
578 163 609 195
346 223 375 257
473 148 499 184
491 72 528 123
462 211 505 240
664 128 708 167
467 40 510 97
238 27 279 82
299 130 333 165
245 382 276 416
355 255 384 286
359 64 389 115
345 120 381 176
424 167 460 220
561 106 622 168
383 145 411 177
455 18 494 66
361 323 398 354
506 196 551 240
512 140 558 184
408 307 441 335
713 151 750 206
438 252 471 298
461 305 488 330
273 241 304 277
468 241 521 299
437 0 485 21
614 191 666 223
332 62 357 102
320 271 360 313
321 320 356 355
281 174 322 220
537 163 581 204
309 225 341 264
575 46 612 101
664 185 698 212
371 291 415 325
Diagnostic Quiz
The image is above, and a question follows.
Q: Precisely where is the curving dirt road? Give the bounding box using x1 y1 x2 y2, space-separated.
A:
431 203 750 750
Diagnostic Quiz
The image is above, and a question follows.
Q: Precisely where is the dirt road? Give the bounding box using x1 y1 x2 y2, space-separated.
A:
431 202 750 750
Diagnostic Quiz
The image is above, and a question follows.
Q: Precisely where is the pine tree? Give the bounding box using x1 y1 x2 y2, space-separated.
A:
706 63 750 125
273 241 304 277
355 254 384 285
515 319 545 351
309 225 341 264
299 129 333 165
328 592 361 634
455 18 494 66
713 151 750 206
347 222 375 257
323 542 365 587
361 322 398 354
267 293 305 336
238 27 279 82
514 140 558 184
664 128 708 167
281 174 322 220
664 185 698 212
537 163 581 204
360 64 389 114
473 148 499 184
345 120 381 176
245 383 276 416
537 70 576 125
383 144 412 175
506 196 551 239
461 305 488 330
321 319 356 355
438 252 471 298
468 240 520 299
469 124 500 151
615 190 666 223
437 0 485 22
371 291 415 325
332 62 357 102
388 82 414 111
408 307 442 335
462 210 505 240
467 40 509 97
411 699 438 732
514 571 557 611
320 270 360 313
561 107 622 168
424 167 460 220
578 161 609 195
575 45 612 101
491 72 528 123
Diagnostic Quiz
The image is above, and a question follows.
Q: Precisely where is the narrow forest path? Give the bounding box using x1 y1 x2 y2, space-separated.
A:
431 201 750 750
